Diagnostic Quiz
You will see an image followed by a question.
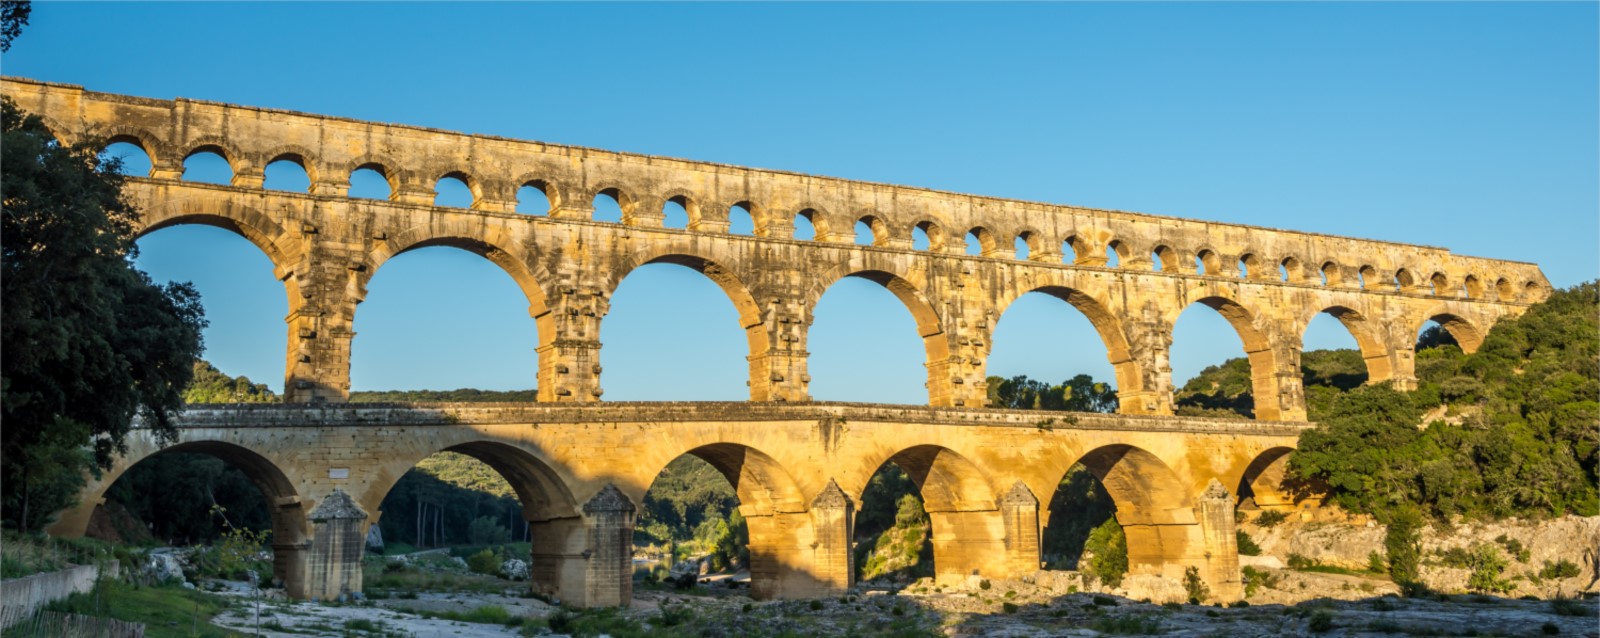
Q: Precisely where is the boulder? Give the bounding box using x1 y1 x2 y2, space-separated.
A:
501 558 529 581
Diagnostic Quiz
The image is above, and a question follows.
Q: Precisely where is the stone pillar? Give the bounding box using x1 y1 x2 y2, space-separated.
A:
536 281 608 402
748 297 810 401
150 159 184 180
1196 479 1242 602
282 231 359 403
231 167 264 189
1117 319 1175 416
1247 343 1307 422
306 489 367 601
309 176 349 197
527 516 587 604
999 482 1042 576
580 484 635 607
808 480 854 595
925 301 991 408
743 505 820 600
392 183 434 206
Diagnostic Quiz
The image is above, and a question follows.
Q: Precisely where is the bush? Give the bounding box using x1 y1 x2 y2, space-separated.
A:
466 548 501 576
1367 551 1387 574
1255 510 1288 528
1001 602 1019 614
1183 566 1210 604
1236 530 1261 556
1308 610 1335 632
1540 559 1581 580
1550 597 1587 617
1384 507 1423 588
1464 543 1513 594
1092 595 1118 606
1241 566 1280 598
1084 518 1129 588
1542 621 1561 635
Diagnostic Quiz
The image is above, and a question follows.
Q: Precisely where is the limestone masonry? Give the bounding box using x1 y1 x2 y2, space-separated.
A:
5 77 1548 606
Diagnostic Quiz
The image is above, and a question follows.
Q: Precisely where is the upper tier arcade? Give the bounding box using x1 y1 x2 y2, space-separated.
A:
3 77 1550 420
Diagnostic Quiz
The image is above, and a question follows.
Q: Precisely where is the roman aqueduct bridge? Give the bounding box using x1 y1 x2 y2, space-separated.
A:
7 77 1547 606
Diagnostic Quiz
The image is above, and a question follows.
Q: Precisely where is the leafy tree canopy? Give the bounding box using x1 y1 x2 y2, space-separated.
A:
2 98 206 531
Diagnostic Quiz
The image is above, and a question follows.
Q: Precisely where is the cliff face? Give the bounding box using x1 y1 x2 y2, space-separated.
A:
1243 511 1600 598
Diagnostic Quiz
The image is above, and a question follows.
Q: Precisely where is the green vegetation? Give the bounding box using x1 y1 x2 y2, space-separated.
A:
1183 566 1210 604
106 452 273 544
1384 506 1423 591
855 464 933 582
1462 543 1513 594
183 360 277 404
0 531 130 579
987 373 1118 412
41 579 236 638
2 92 206 532
1236 529 1261 556
1287 283 1598 522
1082 518 1128 587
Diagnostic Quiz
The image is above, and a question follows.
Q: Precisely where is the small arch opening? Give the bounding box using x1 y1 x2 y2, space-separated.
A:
1195 250 1220 276
1280 257 1302 283
1320 262 1341 287
663 196 690 229
729 203 756 236
1014 234 1031 260
515 181 553 215
965 227 995 257
1152 246 1178 273
434 174 474 209
99 140 154 177
1358 265 1377 290
794 209 820 241
592 188 625 224
855 217 878 246
1463 275 1482 299
1429 272 1449 297
263 157 311 193
1495 278 1513 301
1061 237 1082 265
1238 253 1262 279
349 165 393 200
1104 241 1122 268
912 223 933 251
182 149 233 185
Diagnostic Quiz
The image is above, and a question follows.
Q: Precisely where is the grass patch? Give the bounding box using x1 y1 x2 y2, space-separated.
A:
38 578 236 638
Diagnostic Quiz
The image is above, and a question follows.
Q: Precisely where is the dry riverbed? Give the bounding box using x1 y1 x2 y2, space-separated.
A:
197 570 1598 638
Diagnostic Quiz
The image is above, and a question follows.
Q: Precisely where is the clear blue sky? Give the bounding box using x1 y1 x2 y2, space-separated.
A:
6 3 1595 402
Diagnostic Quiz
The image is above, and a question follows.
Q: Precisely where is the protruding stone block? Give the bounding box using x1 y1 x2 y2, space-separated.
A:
808 479 854 595
307 489 367 601
580 484 635 607
1197 479 1242 601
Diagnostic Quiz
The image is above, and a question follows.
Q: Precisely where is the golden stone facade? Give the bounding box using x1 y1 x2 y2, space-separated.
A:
7 76 1548 606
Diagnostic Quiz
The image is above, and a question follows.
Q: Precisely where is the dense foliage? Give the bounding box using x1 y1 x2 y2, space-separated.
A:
2 98 206 531
105 453 272 544
854 465 932 582
183 360 277 404
378 452 523 548
1288 282 1599 521
988 374 1118 412
1175 349 1371 420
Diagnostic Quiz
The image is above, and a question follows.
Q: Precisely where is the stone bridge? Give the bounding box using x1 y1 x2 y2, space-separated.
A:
51 404 1304 605
4 77 1547 418
6 77 1550 605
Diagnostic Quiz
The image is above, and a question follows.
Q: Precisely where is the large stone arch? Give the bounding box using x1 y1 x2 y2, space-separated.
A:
1297 304 1394 384
1169 293 1293 420
856 444 1005 583
1230 446 1304 511
361 436 583 601
363 224 552 331
990 283 1146 412
806 262 949 405
634 441 813 599
604 247 769 400
48 437 311 597
1049 444 1196 579
1413 308 1486 354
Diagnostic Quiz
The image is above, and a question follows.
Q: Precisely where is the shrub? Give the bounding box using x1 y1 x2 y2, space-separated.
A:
979 579 991 590
1183 566 1210 604
1542 621 1561 635
466 548 500 576
1384 507 1423 588
1550 597 1587 617
1286 553 1314 570
1092 595 1118 606
1494 534 1530 563
1236 530 1262 556
655 605 693 627
808 600 824 611
1367 551 1387 574
1540 559 1581 580
1241 566 1280 598
1308 610 1335 632
1162 601 1182 610
1465 543 1513 594
1001 602 1019 614
547 610 574 633
1255 510 1288 528
1084 518 1129 588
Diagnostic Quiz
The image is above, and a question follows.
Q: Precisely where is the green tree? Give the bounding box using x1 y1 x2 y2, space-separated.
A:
2 98 206 531
1384 506 1423 592
184 360 277 404
0 1 28 52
